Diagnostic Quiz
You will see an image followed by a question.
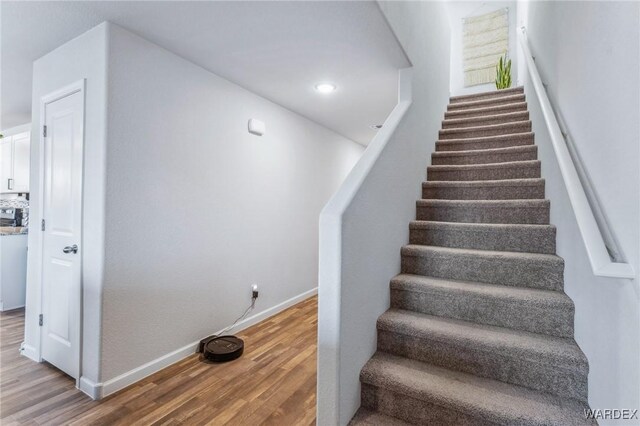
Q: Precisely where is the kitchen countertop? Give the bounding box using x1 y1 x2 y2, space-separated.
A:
0 227 28 236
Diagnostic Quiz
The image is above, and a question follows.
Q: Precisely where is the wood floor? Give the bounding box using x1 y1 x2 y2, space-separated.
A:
0 296 318 425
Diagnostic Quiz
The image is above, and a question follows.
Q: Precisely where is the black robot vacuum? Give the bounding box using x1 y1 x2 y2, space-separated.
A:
198 335 244 362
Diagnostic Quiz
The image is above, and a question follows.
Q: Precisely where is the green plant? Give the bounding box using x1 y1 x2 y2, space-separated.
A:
495 54 512 90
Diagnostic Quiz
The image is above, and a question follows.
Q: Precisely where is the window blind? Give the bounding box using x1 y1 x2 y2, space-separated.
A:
463 8 509 87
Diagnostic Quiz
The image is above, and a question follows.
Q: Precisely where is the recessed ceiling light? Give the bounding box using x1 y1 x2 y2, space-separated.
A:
314 83 337 94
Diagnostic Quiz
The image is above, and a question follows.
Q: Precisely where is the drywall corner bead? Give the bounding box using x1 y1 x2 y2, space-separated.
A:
248 119 265 136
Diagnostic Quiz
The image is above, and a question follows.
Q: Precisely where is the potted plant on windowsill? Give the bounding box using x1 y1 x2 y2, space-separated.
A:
495 53 512 89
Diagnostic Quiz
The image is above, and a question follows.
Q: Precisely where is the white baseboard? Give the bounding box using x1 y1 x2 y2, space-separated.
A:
229 287 318 334
20 342 39 362
79 287 318 400
1 303 26 312
79 376 102 400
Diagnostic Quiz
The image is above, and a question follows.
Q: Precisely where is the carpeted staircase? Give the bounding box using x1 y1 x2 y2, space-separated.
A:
350 87 595 425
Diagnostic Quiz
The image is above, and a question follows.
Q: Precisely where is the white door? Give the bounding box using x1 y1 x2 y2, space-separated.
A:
12 132 31 193
0 139 12 191
41 88 84 379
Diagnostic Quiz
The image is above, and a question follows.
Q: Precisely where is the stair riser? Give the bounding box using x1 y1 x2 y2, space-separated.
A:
447 95 526 111
416 204 550 224
377 330 588 402
439 122 532 140
442 112 529 129
361 384 490 426
409 225 556 253
444 103 528 119
431 148 537 165
390 287 573 337
422 183 545 200
428 163 540 181
450 88 525 104
436 135 534 152
401 251 564 290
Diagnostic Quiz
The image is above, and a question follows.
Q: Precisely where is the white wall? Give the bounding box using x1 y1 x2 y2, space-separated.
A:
518 2 640 422
24 21 364 397
98 24 363 385
25 23 108 385
446 1 518 96
317 2 451 424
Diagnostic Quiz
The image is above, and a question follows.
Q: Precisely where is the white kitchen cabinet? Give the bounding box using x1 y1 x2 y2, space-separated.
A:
0 129 30 193
0 140 12 192
0 233 28 311
11 132 30 192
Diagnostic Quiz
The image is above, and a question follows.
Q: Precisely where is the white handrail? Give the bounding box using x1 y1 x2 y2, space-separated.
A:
519 27 635 279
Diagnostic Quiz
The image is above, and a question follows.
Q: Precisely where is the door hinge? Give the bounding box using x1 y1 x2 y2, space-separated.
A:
39 314 43 326
41 219 45 231
43 125 47 137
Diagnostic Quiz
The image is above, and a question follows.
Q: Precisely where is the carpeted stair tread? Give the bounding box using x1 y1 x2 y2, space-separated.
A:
422 178 545 200
439 121 532 140
431 145 538 165
349 408 414 426
401 245 564 290
377 309 587 400
416 199 550 224
436 132 535 152
432 146 538 159
442 111 530 129
431 145 538 166
450 87 524 104
360 352 594 426
409 220 555 253
428 160 541 181
376 309 588 400
447 93 527 111
444 101 528 119
390 274 573 336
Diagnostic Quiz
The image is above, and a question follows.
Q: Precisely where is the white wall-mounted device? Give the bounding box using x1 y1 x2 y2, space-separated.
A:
248 119 265 136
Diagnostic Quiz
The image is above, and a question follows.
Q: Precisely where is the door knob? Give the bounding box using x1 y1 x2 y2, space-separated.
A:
63 244 78 254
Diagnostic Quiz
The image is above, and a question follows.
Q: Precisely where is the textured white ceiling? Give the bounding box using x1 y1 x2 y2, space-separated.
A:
1 1 410 145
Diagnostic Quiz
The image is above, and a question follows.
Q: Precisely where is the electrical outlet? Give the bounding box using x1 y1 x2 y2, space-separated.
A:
252 284 259 299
